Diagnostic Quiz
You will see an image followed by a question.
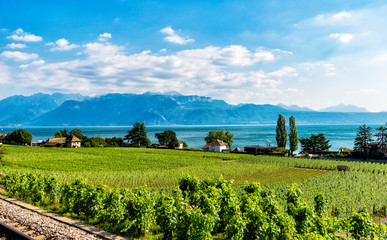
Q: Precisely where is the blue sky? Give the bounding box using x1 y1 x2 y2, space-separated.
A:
0 0 386 111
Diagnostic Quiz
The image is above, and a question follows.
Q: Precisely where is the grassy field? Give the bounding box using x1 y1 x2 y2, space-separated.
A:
3 145 387 217
0 145 328 188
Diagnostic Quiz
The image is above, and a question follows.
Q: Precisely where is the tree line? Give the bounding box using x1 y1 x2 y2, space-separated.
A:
1 119 386 159
354 123 387 159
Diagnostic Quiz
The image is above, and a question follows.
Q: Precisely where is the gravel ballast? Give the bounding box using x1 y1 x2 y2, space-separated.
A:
0 198 102 240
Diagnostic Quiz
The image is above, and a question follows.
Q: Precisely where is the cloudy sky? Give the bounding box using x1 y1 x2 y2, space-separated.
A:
0 0 386 112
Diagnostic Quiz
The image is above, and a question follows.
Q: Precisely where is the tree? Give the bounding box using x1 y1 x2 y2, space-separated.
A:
299 133 331 153
70 128 87 141
105 136 123 147
288 116 298 156
276 114 287 148
5 129 32 145
124 122 151 147
55 128 68 138
375 123 387 154
83 136 106 147
155 130 179 149
354 124 373 159
204 129 234 149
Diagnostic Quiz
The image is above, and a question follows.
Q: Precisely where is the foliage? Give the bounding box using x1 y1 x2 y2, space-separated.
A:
0 168 384 239
375 123 387 155
124 122 151 147
345 212 375 239
55 128 68 138
155 130 179 149
354 124 373 158
5 129 32 145
289 116 298 155
375 123 387 145
55 128 87 141
276 114 287 148
83 136 105 147
204 129 234 149
275 147 289 155
105 137 123 147
300 133 331 152
0 145 5 159
69 128 87 141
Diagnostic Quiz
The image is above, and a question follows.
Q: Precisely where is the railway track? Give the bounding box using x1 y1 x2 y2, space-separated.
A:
0 219 44 240
0 194 126 240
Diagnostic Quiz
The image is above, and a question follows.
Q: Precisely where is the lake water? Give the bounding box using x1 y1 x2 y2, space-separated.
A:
0 124 382 151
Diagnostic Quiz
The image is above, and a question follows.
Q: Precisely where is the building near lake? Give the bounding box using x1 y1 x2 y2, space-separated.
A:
232 147 243 153
44 134 81 148
244 145 277 154
177 140 184 149
202 139 228 152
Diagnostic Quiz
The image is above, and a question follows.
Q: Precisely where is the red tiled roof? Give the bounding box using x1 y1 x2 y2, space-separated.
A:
44 142 62 147
203 139 227 149
209 139 227 146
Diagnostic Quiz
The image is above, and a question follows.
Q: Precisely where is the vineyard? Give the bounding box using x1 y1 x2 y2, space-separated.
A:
0 145 327 188
1 145 387 238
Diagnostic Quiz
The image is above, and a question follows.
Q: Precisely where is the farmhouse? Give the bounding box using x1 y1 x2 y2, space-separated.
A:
202 139 228 152
176 140 184 149
44 134 81 148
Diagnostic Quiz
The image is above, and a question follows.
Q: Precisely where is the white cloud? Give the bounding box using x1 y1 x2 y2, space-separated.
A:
19 60 45 69
329 33 353 43
4 43 291 104
344 89 379 96
268 66 298 78
7 28 42 42
98 33 112 42
315 10 353 25
84 42 123 58
0 62 11 84
254 48 276 62
47 38 78 52
0 51 39 61
6 43 27 49
160 27 194 45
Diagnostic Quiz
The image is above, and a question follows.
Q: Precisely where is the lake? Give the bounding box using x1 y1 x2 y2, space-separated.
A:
0 124 382 151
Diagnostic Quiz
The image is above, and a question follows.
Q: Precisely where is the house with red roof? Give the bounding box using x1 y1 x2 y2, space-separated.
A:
202 139 228 152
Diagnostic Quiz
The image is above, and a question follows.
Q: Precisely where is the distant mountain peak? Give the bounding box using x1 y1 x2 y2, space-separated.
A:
142 91 183 96
319 104 368 113
277 104 315 112
163 91 183 96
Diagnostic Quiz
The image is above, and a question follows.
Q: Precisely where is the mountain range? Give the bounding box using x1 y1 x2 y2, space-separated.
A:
0 92 385 126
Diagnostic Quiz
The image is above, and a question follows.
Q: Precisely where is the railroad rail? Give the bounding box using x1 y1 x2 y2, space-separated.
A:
0 219 44 240
0 194 127 240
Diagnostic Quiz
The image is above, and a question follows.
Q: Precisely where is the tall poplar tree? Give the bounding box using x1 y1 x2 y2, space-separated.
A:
289 116 298 155
276 114 287 148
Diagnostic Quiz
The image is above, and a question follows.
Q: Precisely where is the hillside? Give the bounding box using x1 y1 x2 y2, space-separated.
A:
0 92 386 126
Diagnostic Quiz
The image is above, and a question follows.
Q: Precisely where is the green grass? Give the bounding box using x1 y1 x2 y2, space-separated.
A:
3 145 387 217
0 145 328 188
